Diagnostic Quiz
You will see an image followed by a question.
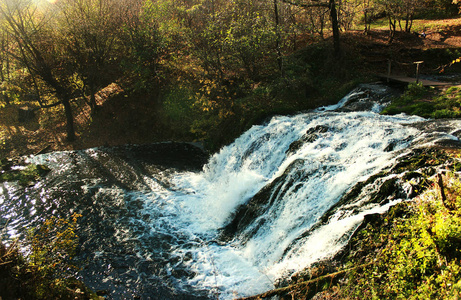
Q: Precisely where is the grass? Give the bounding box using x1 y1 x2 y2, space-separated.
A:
381 82 461 118
366 16 461 32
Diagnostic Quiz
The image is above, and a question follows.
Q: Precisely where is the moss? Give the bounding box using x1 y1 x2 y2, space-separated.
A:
382 84 461 119
0 162 50 185
392 148 450 174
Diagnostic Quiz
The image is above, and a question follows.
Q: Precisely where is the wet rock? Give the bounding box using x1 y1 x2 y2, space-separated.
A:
220 159 309 242
286 125 329 154
435 139 461 149
338 100 376 112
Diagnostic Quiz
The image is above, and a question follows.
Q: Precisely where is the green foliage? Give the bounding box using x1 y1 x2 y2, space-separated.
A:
406 82 428 97
163 84 195 121
121 0 170 93
0 213 100 299
417 0 459 18
0 162 50 185
26 213 82 299
342 171 461 299
382 83 461 118
162 83 198 136
222 3 279 80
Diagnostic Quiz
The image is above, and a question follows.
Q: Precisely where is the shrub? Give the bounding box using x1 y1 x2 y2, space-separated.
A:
0 213 100 299
343 172 461 299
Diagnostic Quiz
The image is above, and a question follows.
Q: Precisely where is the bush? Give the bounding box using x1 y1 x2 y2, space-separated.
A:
0 213 100 300
342 172 461 299
163 84 196 122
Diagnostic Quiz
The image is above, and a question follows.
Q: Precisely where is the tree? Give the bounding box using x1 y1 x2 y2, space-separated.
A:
281 0 341 57
273 0 283 73
401 0 417 32
362 0 379 34
0 0 77 140
337 0 361 31
0 29 10 105
56 0 125 112
453 0 461 11
377 0 418 42
222 0 280 80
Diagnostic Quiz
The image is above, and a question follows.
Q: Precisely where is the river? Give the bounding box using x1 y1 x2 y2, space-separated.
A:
1 84 460 299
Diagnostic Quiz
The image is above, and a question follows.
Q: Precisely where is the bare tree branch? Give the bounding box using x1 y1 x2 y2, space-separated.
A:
280 0 329 8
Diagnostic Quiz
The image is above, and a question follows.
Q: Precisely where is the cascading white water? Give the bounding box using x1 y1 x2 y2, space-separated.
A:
4 86 461 299
130 93 459 298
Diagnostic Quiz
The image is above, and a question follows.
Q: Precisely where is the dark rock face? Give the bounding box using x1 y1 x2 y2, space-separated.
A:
286 125 329 155
337 83 401 113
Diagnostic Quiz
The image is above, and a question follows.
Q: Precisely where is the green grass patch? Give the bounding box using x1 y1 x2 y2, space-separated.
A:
0 162 50 185
381 83 461 118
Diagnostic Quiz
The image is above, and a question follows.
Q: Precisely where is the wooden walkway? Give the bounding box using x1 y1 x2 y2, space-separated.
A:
376 74 451 87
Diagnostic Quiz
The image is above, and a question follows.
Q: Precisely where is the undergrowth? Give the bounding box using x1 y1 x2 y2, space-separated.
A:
341 171 461 299
0 213 100 299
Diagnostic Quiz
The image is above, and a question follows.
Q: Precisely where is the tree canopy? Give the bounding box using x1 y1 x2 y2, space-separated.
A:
0 0 458 143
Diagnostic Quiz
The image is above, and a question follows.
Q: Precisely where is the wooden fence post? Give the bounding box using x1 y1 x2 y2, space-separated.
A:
414 61 424 84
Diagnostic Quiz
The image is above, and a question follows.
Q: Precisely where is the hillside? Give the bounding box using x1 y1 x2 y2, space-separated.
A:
1 18 461 159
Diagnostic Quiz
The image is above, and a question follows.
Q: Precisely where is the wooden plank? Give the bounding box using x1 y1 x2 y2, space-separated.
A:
376 74 451 87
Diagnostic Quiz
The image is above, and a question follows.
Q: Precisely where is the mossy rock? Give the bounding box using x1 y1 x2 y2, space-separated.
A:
0 162 50 185
391 148 450 174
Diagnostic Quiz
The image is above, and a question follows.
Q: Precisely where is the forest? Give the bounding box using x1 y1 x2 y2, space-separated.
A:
0 0 460 154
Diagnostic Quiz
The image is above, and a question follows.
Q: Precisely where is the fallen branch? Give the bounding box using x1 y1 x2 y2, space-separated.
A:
35 144 51 155
0 260 13 266
237 262 374 300
437 173 452 211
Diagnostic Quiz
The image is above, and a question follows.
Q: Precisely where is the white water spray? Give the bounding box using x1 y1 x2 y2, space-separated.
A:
8 87 460 299
134 98 454 298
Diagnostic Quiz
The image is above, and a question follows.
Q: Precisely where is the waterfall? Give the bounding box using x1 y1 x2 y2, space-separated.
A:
160 111 422 298
1 85 460 299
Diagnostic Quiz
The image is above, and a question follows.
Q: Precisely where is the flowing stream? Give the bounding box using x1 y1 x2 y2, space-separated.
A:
1 84 461 299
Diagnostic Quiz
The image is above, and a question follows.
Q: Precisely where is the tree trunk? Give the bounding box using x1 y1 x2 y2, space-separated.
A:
87 81 99 112
329 0 340 57
273 0 283 74
90 90 98 111
280 0 340 56
62 98 76 142
363 9 368 33
319 13 325 39
405 14 413 32
388 14 396 43
0 65 8 106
